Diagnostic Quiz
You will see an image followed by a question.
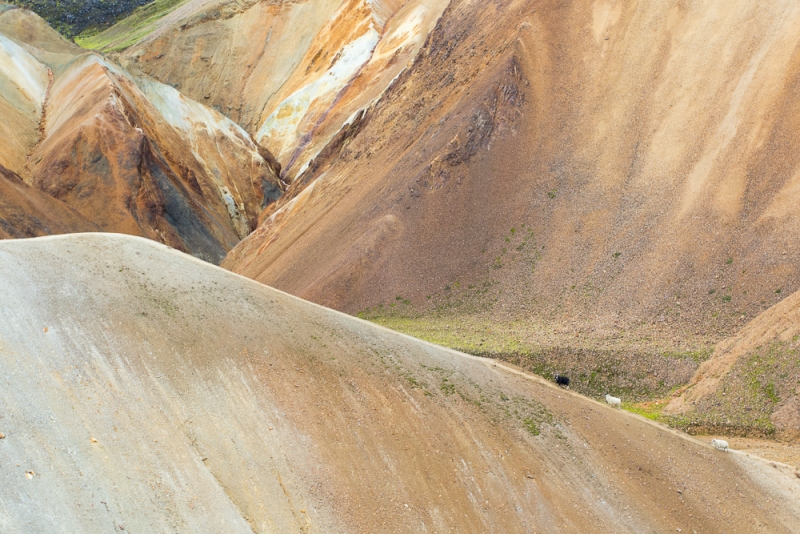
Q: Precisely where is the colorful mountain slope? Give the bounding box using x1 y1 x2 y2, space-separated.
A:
223 0 800 342
0 3 282 262
117 0 449 179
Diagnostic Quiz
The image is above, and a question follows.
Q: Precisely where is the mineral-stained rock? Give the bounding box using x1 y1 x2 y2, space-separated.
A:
120 0 449 180
0 5 283 262
0 163 98 238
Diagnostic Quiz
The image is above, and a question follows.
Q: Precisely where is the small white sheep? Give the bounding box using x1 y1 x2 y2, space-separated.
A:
605 394 621 408
711 439 729 452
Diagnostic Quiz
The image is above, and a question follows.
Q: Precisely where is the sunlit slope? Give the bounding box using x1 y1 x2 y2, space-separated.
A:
225 0 800 340
0 28 48 173
118 0 448 179
0 233 798 533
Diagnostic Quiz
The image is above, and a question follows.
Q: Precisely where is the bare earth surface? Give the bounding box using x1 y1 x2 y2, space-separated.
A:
220 0 800 436
696 436 800 470
1 233 799 533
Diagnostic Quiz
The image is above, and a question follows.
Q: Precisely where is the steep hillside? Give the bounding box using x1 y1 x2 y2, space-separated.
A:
0 4 282 262
117 0 449 179
1 233 799 532
0 27 49 174
6 0 154 38
74 0 187 51
224 0 800 358
666 287 800 439
0 164 98 237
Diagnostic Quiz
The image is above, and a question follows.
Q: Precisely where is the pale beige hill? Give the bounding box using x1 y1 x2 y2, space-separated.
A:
118 0 448 179
224 0 800 343
1 233 799 532
666 287 800 438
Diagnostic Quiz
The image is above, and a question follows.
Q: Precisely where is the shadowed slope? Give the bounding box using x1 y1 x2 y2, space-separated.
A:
0 233 799 532
0 164 98 238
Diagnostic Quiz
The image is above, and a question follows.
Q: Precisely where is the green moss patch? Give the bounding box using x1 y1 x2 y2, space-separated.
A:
75 0 187 51
7 0 154 38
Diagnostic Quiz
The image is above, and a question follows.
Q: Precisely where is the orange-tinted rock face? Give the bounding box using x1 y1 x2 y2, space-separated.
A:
224 0 800 336
28 55 282 263
122 0 448 180
0 5 283 262
0 163 98 238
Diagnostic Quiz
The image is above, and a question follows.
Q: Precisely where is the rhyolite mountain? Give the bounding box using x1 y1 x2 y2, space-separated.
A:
216 0 800 437
0 3 282 262
5 0 800 439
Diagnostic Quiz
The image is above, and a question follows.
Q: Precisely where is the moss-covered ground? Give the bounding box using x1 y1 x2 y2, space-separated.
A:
364 313 713 403
7 0 153 38
75 0 187 51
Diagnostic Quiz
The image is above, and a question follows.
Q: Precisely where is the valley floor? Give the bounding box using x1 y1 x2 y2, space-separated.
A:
366 313 800 447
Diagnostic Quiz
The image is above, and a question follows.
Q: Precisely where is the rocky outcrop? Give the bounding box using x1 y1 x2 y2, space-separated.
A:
120 0 449 180
0 4 283 262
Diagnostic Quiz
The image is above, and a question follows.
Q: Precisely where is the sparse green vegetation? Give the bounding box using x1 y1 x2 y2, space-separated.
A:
677 341 799 437
75 0 188 51
440 378 455 395
363 314 710 402
523 418 540 435
622 399 668 422
8 0 154 38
